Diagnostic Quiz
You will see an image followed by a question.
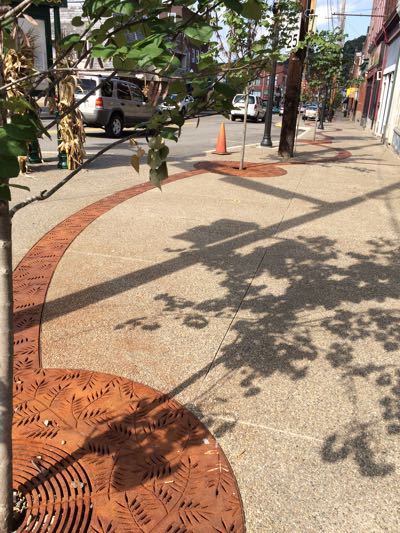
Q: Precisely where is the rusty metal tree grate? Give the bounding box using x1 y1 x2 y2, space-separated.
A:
13 369 244 532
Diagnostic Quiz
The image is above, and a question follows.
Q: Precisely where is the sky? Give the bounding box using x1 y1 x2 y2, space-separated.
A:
315 0 373 40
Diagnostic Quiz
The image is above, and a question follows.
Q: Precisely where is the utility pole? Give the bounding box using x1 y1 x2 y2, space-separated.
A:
278 0 313 158
328 0 346 119
339 0 347 35
261 1 278 147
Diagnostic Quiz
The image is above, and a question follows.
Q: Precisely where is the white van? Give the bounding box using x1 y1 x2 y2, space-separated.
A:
230 94 266 122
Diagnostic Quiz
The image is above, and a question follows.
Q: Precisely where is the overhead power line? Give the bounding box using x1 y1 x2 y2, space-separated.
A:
331 12 386 17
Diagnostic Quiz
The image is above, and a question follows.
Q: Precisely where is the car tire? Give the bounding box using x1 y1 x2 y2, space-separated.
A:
105 114 123 138
230 114 236 121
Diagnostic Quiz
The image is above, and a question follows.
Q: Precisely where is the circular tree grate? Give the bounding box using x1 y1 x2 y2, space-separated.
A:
13 368 245 532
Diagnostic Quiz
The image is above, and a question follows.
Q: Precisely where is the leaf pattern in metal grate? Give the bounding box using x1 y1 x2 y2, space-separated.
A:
14 369 245 532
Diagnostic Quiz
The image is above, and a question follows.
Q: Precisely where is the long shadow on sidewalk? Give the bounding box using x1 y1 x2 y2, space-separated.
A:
18 176 400 328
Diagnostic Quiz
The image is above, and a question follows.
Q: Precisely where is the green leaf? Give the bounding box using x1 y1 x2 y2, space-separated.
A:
113 1 136 16
160 127 180 142
169 110 184 127
223 0 243 13
59 33 81 48
71 16 84 26
0 157 20 179
159 145 169 160
91 44 117 58
214 82 236 98
0 129 27 157
149 162 168 189
113 57 138 71
4 123 36 142
147 149 163 169
168 80 186 94
0 184 11 201
242 0 263 21
184 23 213 42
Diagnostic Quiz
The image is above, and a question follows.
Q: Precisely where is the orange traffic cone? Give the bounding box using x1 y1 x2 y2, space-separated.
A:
213 122 229 155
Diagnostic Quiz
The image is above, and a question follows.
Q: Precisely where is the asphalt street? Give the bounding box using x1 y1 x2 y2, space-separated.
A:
39 113 284 167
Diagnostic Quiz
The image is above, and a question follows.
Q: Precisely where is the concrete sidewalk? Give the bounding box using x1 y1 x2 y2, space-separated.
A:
12 119 400 532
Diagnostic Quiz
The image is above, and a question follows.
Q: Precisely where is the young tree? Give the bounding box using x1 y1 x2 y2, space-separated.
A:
0 0 295 529
301 29 343 130
212 0 300 167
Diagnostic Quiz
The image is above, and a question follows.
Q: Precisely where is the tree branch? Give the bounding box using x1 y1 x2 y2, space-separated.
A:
10 130 142 217
0 0 32 24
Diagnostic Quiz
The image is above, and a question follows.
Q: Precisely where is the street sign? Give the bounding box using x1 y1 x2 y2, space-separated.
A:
288 13 302 50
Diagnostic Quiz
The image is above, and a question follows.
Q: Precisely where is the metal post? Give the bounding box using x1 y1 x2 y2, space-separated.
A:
239 89 250 170
260 61 277 147
261 2 278 147
53 6 68 169
318 86 328 130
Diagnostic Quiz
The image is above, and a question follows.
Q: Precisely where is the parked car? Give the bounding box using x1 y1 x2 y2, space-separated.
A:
302 104 318 121
261 100 280 117
75 75 156 137
230 94 266 122
158 94 194 115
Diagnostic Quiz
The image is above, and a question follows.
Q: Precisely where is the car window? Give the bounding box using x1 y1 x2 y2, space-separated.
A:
130 86 144 101
101 81 113 98
77 79 96 94
234 95 255 104
117 82 132 100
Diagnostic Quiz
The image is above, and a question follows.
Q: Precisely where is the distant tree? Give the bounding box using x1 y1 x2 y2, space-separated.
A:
342 35 366 82
301 29 343 127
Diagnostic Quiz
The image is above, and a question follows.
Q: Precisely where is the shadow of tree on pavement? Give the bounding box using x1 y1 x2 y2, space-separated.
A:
122 224 400 478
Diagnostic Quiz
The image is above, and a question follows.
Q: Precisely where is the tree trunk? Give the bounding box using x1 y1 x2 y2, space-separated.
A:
278 0 311 159
239 89 249 171
0 200 13 533
278 51 306 158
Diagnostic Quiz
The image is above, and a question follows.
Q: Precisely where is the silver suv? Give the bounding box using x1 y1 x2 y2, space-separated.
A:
75 75 156 137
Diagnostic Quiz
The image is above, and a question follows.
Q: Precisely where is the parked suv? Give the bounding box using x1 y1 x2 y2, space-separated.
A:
75 75 155 137
230 94 266 122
